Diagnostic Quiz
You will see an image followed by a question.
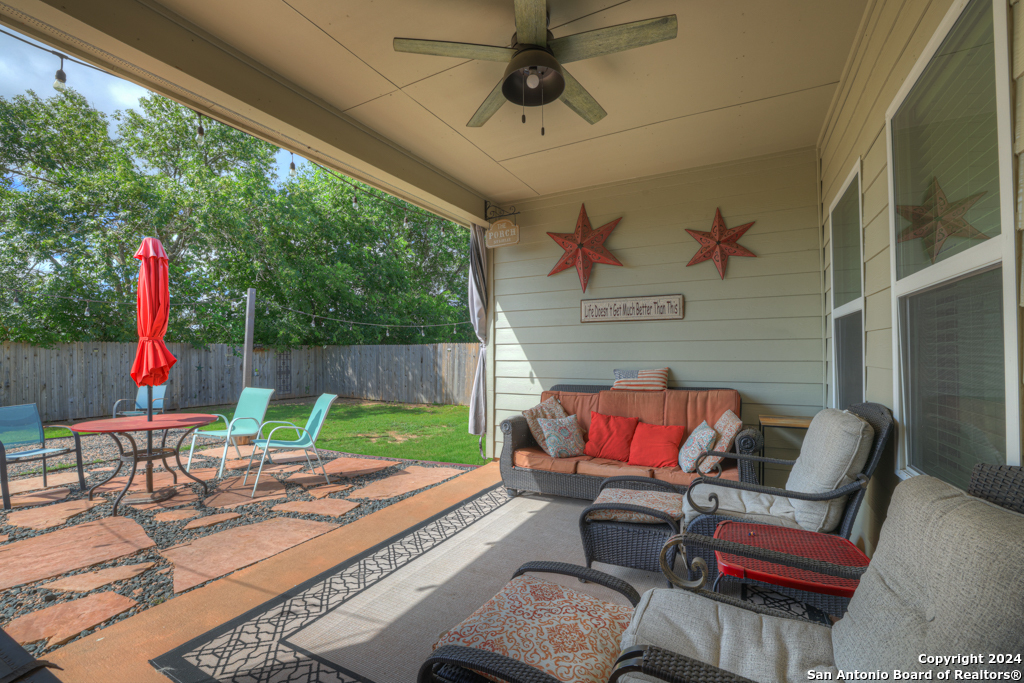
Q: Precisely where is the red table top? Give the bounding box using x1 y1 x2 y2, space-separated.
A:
68 413 218 434
713 520 869 598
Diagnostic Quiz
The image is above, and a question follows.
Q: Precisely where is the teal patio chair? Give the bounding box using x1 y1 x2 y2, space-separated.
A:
243 393 336 496
186 387 275 477
0 404 86 509
112 384 167 418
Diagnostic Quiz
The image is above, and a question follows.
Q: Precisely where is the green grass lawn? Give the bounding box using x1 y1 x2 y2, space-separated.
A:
195 400 484 465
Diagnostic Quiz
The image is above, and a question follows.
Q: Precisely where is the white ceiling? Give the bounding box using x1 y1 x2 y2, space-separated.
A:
21 0 869 206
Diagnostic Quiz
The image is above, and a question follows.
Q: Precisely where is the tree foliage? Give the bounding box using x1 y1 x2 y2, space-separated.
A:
0 89 472 347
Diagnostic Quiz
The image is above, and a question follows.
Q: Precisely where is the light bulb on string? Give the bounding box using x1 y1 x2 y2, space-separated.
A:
386 328 390 338
420 327 425 337
311 315 316 329
196 117 206 146
289 152 297 178
352 197 358 211
53 56 67 92
84 302 90 317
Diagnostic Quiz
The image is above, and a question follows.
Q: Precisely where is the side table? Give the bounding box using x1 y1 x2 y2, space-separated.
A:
757 415 812 483
713 519 869 617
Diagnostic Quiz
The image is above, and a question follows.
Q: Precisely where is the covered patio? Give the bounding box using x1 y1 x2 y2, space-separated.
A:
1 0 1022 680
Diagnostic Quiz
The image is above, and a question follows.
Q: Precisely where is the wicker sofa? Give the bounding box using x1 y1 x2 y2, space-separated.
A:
499 384 760 500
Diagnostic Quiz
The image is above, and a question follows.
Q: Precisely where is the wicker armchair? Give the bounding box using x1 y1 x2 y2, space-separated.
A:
420 473 1024 683
681 402 893 615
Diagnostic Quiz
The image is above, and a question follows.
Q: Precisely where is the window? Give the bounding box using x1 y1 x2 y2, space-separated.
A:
830 165 864 410
886 0 1019 485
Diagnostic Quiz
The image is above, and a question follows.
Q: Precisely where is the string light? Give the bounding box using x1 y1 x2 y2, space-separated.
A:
84 303 89 316
289 152 297 178
311 315 316 328
196 115 205 146
386 328 390 337
420 327 425 337
352 197 358 211
53 56 66 92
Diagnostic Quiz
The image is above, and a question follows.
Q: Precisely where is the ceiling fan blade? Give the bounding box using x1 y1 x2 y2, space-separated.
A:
394 38 515 62
467 79 508 127
559 69 607 125
550 15 678 64
514 0 548 46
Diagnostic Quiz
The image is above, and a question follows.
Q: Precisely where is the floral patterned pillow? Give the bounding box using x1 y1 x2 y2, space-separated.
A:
536 415 586 458
434 574 632 683
586 488 685 523
703 410 743 474
679 420 719 473
522 397 568 454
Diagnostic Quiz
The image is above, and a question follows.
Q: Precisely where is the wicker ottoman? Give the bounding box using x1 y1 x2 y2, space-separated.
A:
579 477 687 583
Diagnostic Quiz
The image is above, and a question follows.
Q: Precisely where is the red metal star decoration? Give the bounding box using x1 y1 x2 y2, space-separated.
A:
547 203 623 292
685 208 756 279
896 177 987 263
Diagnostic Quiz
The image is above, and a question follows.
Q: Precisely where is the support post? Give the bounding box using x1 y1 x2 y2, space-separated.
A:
242 288 256 388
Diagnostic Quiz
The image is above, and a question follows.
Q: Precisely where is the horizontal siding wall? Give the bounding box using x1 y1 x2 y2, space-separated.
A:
490 148 825 483
817 0 959 553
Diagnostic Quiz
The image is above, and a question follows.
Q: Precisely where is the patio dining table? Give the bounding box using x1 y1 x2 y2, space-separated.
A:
69 413 217 516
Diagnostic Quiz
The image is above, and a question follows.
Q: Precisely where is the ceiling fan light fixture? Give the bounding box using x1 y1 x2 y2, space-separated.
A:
502 48 563 106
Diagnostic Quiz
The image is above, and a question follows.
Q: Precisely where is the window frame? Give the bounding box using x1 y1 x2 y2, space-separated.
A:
828 160 865 410
884 0 1021 478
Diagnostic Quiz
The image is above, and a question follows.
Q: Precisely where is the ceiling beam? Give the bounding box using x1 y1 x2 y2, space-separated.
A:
0 0 487 226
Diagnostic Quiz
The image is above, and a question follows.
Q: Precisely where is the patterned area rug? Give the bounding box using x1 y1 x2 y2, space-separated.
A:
151 487 827 683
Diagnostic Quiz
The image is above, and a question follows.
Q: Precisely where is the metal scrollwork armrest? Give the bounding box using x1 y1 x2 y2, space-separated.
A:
512 561 641 606
686 473 869 515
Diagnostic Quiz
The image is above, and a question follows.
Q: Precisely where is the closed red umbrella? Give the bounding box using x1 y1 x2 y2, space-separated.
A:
129 237 176 408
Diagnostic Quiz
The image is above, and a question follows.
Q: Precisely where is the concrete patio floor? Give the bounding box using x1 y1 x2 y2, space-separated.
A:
44 462 500 683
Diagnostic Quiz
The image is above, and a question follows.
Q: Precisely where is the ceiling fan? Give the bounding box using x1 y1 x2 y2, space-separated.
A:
393 0 677 130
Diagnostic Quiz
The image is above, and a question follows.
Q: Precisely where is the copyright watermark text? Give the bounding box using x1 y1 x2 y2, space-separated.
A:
807 654 1022 680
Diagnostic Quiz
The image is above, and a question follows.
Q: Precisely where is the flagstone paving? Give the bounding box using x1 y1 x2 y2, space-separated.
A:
90 467 217 494
203 475 286 509
153 509 199 523
46 563 155 592
0 535 8 543
162 517 337 592
183 512 240 530
0 517 155 590
308 483 353 499
322 456 395 478
350 466 465 500
6 500 102 530
5 592 137 647
4 471 82 495
8 488 70 508
128 487 200 511
271 499 359 517
285 472 336 488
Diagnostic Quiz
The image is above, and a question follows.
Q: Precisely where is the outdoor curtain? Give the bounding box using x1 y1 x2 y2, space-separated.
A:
468 224 488 440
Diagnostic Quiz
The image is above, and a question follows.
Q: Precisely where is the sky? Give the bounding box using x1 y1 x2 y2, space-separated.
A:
0 28 305 182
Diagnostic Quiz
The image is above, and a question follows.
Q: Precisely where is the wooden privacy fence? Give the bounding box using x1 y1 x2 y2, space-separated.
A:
0 342 480 423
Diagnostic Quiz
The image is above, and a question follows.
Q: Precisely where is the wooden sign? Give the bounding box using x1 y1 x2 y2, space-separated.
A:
581 294 684 323
486 219 520 248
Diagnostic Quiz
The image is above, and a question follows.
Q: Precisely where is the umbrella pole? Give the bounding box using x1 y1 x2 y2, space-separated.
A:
147 384 154 491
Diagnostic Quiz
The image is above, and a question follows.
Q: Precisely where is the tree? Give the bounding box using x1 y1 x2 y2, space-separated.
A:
0 89 472 347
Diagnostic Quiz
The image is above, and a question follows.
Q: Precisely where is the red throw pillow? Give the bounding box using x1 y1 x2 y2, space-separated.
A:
584 412 640 462
628 423 686 469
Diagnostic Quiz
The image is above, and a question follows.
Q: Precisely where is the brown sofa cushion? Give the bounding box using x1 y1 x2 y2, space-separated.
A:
653 462 741 487
577 458 654 479
513 448 591 474
663 389 741 436
597 390 665 425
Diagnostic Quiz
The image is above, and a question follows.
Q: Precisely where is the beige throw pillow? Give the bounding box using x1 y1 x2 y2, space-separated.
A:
522 396 568 454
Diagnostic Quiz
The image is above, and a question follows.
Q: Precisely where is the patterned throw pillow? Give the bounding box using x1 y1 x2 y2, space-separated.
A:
434 574 632 683
610 367 669 391
679 421 718 472
522 397 568 454
536 415 586 458
613 369 639 380
702 409 743 474
586 488 685 523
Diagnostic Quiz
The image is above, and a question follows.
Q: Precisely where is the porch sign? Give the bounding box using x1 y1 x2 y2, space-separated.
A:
581 294 684 323
486 219 519 248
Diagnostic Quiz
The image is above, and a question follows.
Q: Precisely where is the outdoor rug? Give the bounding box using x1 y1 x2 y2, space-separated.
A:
152 486 824 683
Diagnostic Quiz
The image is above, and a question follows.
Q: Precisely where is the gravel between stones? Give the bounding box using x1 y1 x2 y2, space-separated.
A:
0 429 476 656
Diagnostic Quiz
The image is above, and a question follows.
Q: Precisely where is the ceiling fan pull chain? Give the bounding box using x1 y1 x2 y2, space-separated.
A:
522 74 526 123
541 82 545 136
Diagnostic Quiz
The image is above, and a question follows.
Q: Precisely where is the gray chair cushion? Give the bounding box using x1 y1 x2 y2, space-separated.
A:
832 475 1024 675
683 486 802 529
786 408 873 532
620 588 837 682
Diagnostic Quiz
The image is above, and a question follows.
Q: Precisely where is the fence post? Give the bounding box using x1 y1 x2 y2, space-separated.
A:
241 288 256 389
